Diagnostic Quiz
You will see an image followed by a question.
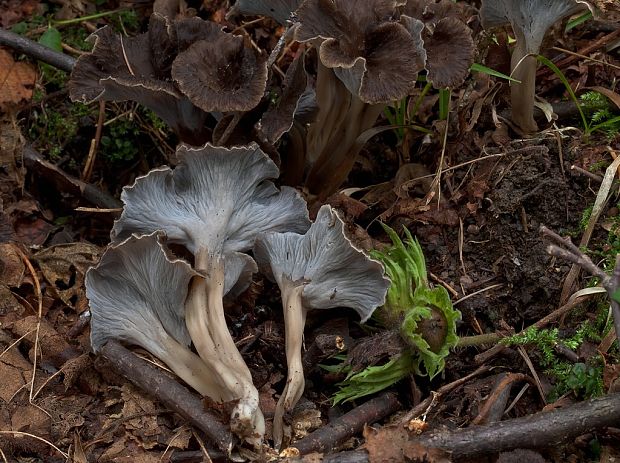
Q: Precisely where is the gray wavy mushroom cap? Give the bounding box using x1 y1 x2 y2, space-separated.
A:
480 0 590 53
254 205 390 321
111 142 310 291
86 232 197 354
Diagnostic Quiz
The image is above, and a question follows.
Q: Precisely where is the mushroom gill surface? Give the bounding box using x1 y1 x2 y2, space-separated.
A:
87 232 230 402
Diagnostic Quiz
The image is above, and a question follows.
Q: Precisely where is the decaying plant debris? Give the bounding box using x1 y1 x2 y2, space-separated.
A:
1 0 620 461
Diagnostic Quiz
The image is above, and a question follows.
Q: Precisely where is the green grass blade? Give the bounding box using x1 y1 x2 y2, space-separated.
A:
439 89 451 120
470 63 521 83
566 11 592 32
536 54 589 132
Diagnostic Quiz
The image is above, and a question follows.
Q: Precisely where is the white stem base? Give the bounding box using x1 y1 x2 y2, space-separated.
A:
186 248 265 446
273 283 306 449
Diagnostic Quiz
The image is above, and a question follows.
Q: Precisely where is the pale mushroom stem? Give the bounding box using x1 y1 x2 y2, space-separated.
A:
186 248 264 444
273 282 307 449
305 63 384 198
158 335 232 403
510 40 539 133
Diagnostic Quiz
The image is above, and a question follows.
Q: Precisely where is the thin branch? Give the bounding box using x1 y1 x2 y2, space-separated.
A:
23 145 122 210
284 392 620 461
286 391 401 455
0 27 76 72
99 340 233 456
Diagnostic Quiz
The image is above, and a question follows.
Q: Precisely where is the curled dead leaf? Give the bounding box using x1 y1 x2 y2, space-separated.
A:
0 49 36 110
34 242 101 310
364 425 451 463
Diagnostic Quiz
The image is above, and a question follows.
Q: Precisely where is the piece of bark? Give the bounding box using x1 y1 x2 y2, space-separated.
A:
288 391 401 455
99 340 233 455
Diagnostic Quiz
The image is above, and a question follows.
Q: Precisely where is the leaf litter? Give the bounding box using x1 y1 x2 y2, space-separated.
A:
0 0 619 461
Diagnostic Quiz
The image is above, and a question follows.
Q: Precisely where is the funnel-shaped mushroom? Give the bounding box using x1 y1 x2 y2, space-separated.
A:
291 0 427 197
111 142 310 443
87 232 231 403
69 14 268 145
254 205 389 447
480 0 590 132
400 0 475 89
171 30 268 113
68 18 213 145
295 0 425 105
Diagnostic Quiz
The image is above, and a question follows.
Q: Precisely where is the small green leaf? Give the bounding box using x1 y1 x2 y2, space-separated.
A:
39 27 63 52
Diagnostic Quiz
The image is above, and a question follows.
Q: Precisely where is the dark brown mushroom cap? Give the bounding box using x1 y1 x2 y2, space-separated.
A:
480 0 589 53
68 26 155 103
422 17 474 88
87 232 197 354
257 51 308 144
295 0 425 103
229 0 303 24
68 25 212 145
399 0 474 88
172 33 268 112
254 205 389 321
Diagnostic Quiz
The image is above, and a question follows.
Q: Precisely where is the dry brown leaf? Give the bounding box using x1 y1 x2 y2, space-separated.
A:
0 243 25 287
11 316 80 368
117 384 162 449
10 403 52 439
0 49 36 109
39 395 89 440
13 216 55 246
62 353 91 390
34 242 101 310
0 348 31 403
73 432 89 463
0 115 26 197
0 0 39 27
0 284 24 317
364 425 451 463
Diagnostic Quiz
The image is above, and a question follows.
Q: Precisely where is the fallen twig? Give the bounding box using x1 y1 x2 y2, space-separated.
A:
474 291 595 365
542 225 620 348
23 146 122 210
0 27 76 72
286 391 401 455
398 365 491 425
285 392 620 462
538 28 620 78
99 340 233 455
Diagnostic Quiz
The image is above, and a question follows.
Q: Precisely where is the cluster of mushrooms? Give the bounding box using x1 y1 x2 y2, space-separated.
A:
75 0 595 452
85 142 390 448
69 0 478 200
